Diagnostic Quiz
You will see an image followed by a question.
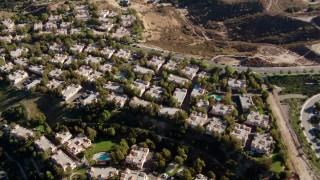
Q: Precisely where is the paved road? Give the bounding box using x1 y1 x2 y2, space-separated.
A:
301 94 320 158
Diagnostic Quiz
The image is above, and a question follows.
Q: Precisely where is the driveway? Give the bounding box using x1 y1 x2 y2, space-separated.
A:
301 94 320 158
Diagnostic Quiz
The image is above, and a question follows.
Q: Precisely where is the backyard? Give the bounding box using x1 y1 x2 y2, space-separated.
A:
85 139 119 159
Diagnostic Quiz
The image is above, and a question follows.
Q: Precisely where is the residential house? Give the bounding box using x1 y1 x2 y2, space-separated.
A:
206 118 227 135
131 79 150 96
173 88 187 107
65 134 92 155
103 81 123 93
55 131 72 144
167 74 190 86
186 111 208 127
107 92 128 107
34 136 57 153
145 85 163 100
129 97 151 108
159 106 181 117
125 145 149 169
239 94 254 112
191 84 206 98
51 150 76 171
10 125 34 140
251 133 273 155
228 78 246 90
133 65 155 75
210 103 234 117
146 56 165 70
181 65 199 79
230 123 251 146
245 111 270 129
8 70 29 85
62 84 82 101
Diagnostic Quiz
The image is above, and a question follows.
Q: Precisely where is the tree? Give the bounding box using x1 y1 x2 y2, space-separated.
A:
101 110 111 122
86 127 97 140
179 169 193 180
174 155 184 165
207 171 216 179
104 127 116 136
193 158 206 173
225 65 235 76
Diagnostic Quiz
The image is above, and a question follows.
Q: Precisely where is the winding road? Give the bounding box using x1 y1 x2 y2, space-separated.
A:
301 94 320 158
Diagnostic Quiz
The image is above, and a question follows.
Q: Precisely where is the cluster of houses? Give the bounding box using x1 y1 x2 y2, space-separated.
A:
7 124 154 179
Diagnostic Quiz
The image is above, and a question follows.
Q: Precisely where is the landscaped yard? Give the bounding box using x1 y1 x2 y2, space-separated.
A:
85 139 118 158
271 154 283 173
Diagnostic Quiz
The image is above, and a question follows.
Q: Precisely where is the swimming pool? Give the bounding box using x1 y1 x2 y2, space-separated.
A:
213 95 222 101
98 153 111 161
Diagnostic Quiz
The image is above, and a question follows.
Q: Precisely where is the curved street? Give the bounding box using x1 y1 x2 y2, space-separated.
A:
301 94 320 158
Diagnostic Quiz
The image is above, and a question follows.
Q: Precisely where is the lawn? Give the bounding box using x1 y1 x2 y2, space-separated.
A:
271 154 283 173
66 168 87 180
85 139 118 158
0 81 30 111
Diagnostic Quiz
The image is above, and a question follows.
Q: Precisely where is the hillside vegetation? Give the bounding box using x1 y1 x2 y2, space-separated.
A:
186 0 264 22
226 14 320 44
0 0 32 11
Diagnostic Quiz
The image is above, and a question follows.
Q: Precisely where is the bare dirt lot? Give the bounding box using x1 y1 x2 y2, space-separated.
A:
252 45 317 66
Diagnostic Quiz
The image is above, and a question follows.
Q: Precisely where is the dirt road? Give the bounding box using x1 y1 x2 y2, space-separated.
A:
267 93 315 180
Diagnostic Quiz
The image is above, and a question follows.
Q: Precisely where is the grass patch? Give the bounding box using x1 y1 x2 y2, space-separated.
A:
166 165 181 177
85 139 118 158
285 98 320 175
271 154 283 173
268 74 320 96
66 169 87 180
0 81 30 111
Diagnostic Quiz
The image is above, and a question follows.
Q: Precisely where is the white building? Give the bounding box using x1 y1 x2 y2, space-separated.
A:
51 150 76 171
159 106 181 117
0 62 14 73
76 66 102 82
90 167 119 179
146 56 165 70
10 125 34 140
103 81 123 93
55 131 72 144
163 60 179 71
196 99 210 110
50 54 68 64
173 88 187 107
28 65 44 75
129 97 151 108
82 92 100 105
46 79 65 90
125 145 149 169
49 43 64 52
107 92 128 107
251 133 273 155
99 62 113 73
191 84 206 98
230 123 251 145
167 74 190 86
84 44 99 53
112 27 131 38
70 43 85 53
206 118 227 135
145 85 163 100
133 65 155 75
228 78 246 90
62 84 82 101
25 78 42 90
8 70 29 85
60 22 72 29
101 47 116 59
14 58 29 67
97 23 114 32
210 103 234 117
245 111 270 129
131 79 150 97
48 69 65 80
186 111 208 127
181 65 199 79
115 49 131 60
239 94 254 112
65 134 92 155
10 48 29 58
121 14 136 27
120 168 148 180
34 136 57 153
85 55 103 64
2 19 15 30
34 22 43 31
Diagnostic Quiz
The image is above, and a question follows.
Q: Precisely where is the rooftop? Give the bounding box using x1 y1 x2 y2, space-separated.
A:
133 65 155 75
230 123 251 145
129 97 151 108
206 117 227 135
107 92 128 107
228 78 246 89
159 106 181 116
181 65 199 79
191 84 206 98
51 150 76 171
125 145 149 169
239 94 254 111
210 103 234 117
35 136 56 153
145 85 163 100
251 133 273 155
10 125 34 140
245 111 270 129
186 111 208 127
173 88 187 106
167 74 190 85
103 81 123 93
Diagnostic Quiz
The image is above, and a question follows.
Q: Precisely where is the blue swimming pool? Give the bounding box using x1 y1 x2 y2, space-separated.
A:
213 95 222 101
98 153 111 161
